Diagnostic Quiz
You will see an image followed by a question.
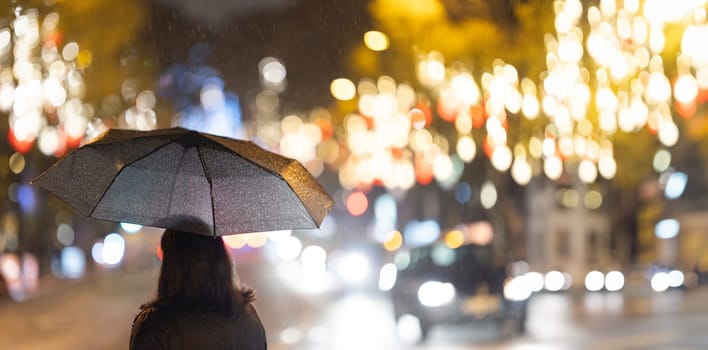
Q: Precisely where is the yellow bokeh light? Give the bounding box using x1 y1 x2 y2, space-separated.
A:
363 30 389 51
245 233 268 248
456 135 476 162
9 152 25 174
76 50 93 69
522 94 540 119
560 188 579 208
511 156 532 185
578 159 598 183
558 137 574 158
544 155 563 180
585 190 603 209
454 112 472 134
445 230 464 248
529 137 543 159
281 115 303 134
598 154 617 179
383 230 403 251
330 78 356 101
491 145 512 172
418 55 446 87
223 235 247 250
674 74 698 103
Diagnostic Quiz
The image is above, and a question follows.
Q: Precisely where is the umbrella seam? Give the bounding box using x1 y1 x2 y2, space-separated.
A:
202 135 287 180
198 136 326 232
166 147 190 220
200 136 325 226
196 146 217 237
88 130 193 218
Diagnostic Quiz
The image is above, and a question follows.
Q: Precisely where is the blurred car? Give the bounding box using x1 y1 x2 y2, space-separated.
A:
388 241 529 341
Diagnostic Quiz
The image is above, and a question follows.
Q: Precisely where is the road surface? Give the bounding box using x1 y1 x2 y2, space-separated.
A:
2 260 708 349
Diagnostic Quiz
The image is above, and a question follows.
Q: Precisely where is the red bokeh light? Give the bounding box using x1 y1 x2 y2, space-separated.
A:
156 244 163 261
414 154 434 185
346 191 368 216
675 100 697 119
8 129 34 154
470 104 485 128
436 98 457 122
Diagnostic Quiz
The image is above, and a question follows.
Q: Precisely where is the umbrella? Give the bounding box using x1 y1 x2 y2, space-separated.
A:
31 127 334 236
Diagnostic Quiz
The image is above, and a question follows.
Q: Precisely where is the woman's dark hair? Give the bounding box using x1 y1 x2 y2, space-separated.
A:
145 228 255 315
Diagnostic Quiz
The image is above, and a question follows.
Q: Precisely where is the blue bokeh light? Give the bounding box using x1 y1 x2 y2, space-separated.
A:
454 182 472 204
159 42 243 139
655 219 680 239
664 172 687 199
17 184 36 213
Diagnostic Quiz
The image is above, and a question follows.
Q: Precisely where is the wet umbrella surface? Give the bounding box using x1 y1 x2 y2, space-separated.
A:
32 127 334 236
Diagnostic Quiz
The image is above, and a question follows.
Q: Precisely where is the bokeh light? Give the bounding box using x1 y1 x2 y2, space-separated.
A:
260 57 287 87
101 233 125 266
604 270 625 292
363 30 389 51
56 223 74 246
346 191 369 216
331 78 357 100
545 270 565 292
655 218 680 239
60 246 85 279
383 230 403 251
378 263 397 291
276 236 302 261
1 10 93 156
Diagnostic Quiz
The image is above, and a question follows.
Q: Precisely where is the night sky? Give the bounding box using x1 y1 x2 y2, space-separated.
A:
144 0 372 114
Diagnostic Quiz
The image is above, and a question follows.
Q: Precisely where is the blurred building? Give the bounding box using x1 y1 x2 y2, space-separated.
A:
525 177 613 286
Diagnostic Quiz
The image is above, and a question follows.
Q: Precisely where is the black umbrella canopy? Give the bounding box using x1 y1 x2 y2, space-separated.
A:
32 127 334 236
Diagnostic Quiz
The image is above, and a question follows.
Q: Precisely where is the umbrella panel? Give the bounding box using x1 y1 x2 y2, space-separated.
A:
32 134 183 216
91 139 316 235
202 144 316 235
207 136 332 225
92 143 215 233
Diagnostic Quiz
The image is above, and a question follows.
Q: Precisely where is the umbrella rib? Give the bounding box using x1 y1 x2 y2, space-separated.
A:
280 161 325 226
196 146 217 237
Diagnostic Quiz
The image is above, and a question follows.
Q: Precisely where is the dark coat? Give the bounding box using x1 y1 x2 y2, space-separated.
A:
129 302 267 350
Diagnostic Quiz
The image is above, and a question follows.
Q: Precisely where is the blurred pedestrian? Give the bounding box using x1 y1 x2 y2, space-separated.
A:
129 224 266 349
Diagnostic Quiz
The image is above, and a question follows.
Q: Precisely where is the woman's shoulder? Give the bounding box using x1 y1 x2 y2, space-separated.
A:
129 305 175 349
237 303 266 334
131 301 266 349
132 294 261 328
132 305 168 333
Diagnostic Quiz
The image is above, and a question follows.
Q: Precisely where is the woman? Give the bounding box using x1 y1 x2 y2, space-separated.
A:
130 227 267 349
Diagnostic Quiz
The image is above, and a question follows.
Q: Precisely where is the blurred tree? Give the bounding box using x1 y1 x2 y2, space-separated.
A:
363 0 554 85
0 0 155 273
48 0 153 104
0 0 155 105
354 0 706 265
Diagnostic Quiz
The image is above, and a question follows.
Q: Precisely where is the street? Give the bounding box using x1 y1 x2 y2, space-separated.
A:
1 1 708 349
2 257 708 350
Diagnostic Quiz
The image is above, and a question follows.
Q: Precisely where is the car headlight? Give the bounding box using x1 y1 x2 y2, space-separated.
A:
333 251 370 285
417 281 456 307
504 276 532 301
